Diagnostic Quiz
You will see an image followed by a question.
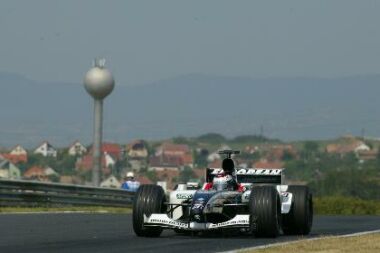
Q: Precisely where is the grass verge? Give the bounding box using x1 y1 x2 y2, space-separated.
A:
0 206 132 214
243 233 380 253
314 196 380 215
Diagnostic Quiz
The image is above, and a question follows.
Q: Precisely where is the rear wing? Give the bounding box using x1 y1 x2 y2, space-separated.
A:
206 168 285 184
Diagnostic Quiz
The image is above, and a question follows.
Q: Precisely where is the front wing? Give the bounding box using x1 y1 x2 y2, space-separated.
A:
144 214 250 231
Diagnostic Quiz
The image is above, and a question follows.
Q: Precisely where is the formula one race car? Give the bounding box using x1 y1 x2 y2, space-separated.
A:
132 150 313 238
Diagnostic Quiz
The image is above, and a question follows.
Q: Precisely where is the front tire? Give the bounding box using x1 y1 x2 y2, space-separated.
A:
282 185 313 235
132 185 166 237
249 185 281 237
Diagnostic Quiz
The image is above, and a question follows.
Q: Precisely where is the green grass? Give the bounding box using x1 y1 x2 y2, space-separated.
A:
243 233 380 253
314 196 380 215
0 206 132 214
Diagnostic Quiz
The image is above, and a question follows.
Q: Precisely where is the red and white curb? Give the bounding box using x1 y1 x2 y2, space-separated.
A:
219 229 380 253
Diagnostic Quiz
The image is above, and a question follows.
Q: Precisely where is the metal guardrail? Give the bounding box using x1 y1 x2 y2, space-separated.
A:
0 179 134 207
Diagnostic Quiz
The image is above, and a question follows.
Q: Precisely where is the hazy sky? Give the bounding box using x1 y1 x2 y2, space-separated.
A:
0 0 380 86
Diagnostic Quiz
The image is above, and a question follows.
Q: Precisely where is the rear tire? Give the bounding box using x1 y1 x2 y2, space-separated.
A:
249 185 281 238
282 185 313 235
132 185 167 237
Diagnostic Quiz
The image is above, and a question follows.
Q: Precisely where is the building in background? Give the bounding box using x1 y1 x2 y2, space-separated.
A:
127 140 148 159
34 141 57 158
23 166 59 182
0 155 21 179
126 140 149 172
68 141 87 156
151 142 193 170
76 152 116 176
326 140 371 155
1 145 28 164
100 175 121 188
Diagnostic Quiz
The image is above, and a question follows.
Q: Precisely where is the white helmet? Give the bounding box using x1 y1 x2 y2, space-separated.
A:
212 174 234 191
126 172 134 178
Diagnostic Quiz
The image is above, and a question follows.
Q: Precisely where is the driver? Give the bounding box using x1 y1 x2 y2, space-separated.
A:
203 158 244 192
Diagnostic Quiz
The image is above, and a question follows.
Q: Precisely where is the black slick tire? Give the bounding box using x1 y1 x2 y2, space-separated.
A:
249 185 281 238
282 185 313 235
132 184 166 237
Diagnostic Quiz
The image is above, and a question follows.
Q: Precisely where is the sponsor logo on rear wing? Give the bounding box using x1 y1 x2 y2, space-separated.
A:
237 168 284 175
209 168 284 175
207 168 284 184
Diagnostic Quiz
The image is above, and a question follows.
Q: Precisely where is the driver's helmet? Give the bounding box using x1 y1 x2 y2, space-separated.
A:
212 174 235 191
222 158 235 175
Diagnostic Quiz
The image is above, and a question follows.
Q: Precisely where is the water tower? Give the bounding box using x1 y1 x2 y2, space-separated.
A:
84 58 115 186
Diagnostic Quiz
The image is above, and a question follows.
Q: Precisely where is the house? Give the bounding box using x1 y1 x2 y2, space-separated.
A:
253 159 284 169
1 145 28 164
357 149 378 162
154 168 180 190
100 175 121 188
23 166 46 181
127 140 148 159
76 153 116 176
151 143 193 169
326 140 370 155
44 167 59 177
10 145 28 156
0 155 21 179
244 145 259 154
102 143 121 160
34 141 57 157
23 166 59 181
149 155 184 171
266 145 298 161
89 143 121 160
1 153 27 164
354 143 371 153
155 143 190 156
68 141 87 156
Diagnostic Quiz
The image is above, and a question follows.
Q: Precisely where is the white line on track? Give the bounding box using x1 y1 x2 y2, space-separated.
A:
219 229 380 253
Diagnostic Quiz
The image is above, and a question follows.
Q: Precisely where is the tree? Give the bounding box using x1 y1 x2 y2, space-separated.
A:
282 150 295 161
179 166 193 182
196 133 226 143
304 141 319 153
232 135 278 144
194 149 209 167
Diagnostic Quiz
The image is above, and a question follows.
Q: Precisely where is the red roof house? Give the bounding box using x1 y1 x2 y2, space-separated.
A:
254 160 284 169
89 143 121 160
1 153 27 164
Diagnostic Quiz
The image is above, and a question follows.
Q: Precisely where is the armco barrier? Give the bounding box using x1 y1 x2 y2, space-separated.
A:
0 179 134 207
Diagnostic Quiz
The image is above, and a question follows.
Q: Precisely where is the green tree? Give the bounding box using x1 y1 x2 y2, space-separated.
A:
196 133 226 143
304 141 319 154
194 149 209 167
179 166 193 182
282 150 295 161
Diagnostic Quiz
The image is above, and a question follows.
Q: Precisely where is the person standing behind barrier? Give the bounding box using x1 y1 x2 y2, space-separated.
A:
121 172 141 192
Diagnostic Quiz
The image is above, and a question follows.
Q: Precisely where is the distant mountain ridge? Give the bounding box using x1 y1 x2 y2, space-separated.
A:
1 72 380 148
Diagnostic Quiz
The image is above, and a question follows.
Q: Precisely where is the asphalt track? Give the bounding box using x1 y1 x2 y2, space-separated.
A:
0 214 379 253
